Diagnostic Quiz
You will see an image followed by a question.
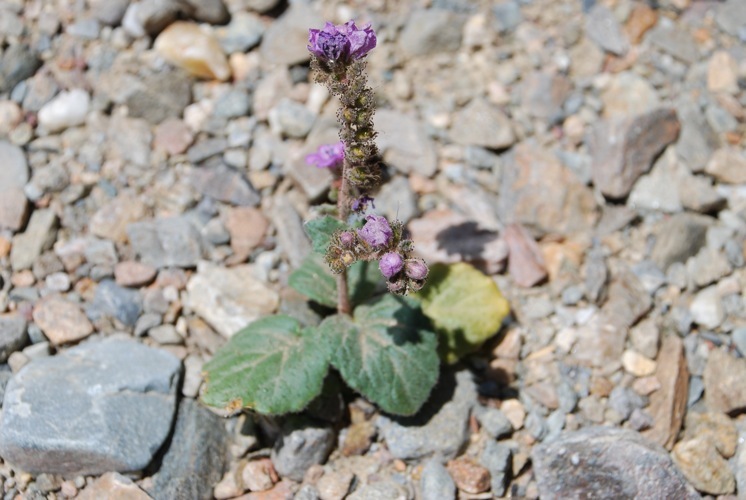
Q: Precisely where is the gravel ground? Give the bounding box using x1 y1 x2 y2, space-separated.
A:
0 0 745 498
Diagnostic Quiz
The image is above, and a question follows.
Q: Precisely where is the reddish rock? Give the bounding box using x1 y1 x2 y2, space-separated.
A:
115 261 157 287
643 335 688 450
446 456 490 494
625 3 658 44
222 207 269 262
236 480 295 500
504 224 547 287
78 472 150 500
32 296 94 345
241 458 276 492
154 118 194 155
589 109 680 199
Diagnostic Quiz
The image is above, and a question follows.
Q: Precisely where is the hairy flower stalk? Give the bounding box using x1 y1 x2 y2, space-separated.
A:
308 21 428 309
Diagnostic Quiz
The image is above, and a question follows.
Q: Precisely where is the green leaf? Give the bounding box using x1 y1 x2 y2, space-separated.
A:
415 263 510 364
289 254 337 308
289 255 382 308
201 315 331 415
305 216 346 254
319 295 439 416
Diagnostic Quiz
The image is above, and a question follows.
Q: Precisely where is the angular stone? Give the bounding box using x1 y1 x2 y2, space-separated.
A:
184 261 278 338
154 118 194 156
115 261 157 287
316 470 353 500
32 296 94 345
149 399 228 500
499 143 598 237
0 140 29 189
89 280 144 327
586 4 629 55
408 210 508 274
705 147 746 184
446 456 490 494
707 50 739 94
375 110 437 177
269 197 311 269
504 224 547 287
125 70 192 125
127 216 205 269
154 22 230 81
450 98 515 149
0 188 29 232
90 192 148 242
649 23 699 64
683 412 737 458
268 98 315 139
601 72 660 119
190 163 260 207
271 416 335 481
589 109 680 199
217 12 265 54
0 338 181 475
521 72 571 121
377 370 476 461
0 44 41 94
182 0 229 24
690 285 724 330
643 335 688 449
260 5 322 66
420 460 456 500
10 209 58 271
37 89 90 133
672 438 735 495
704 347 746 415
532 427 700 500
676 101 719 173
625 3 657 44
716 0 746 36
399 9 466 58
222 207 268 261
0 315 28 363
651 213 711 270
78 472 151 500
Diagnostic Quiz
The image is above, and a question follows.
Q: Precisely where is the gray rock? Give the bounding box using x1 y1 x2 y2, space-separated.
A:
589 109 680 199
187 138 229 164
89 280 143 327
149 399 228 500
347 479 408 500
480 440 512 497
107 114 152 167
521 72 572 122
269 197 311 269
127 216 205 269
260 5 322 65
376 176 417 224
377 370 476 461
532 427 700 500
0 316 28 363
732 327 746 356
125 70 192 125
10 209 58 271
271 416 335 481
585 5 629 55
190 163 260 206
474 406 512 439
420 460 456 500
736 419 746 497
716 0 746 36
217 12 264 54
676 101 720 173
450 98 515 149
294 484 320 500
608 386 646 421
0 141 29 189
242 0 280 13
651 213 712 270
0 44 41 93
123 0 181 37
375 109 437 177
649 22 699 64
399 9 466 58
90 0 130 26
687 247 731 289
0 338 181 475
492 1 522 34
214 90 251 119
630 260 666 295
269 98 315 139
182 0 229 24
584 244 608 304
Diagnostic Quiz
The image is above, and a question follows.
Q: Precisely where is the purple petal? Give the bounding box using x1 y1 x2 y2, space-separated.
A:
379 252 404 279
357 215 392 247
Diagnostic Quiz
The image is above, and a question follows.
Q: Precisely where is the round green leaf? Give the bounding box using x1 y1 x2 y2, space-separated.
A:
319 295 439 416
289 254 337 308
305 216 346 254
201 315 331 415
416 263 510 364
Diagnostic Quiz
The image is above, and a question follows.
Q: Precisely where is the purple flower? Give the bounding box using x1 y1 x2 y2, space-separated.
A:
357 215 392 247
379 252 403 279
351 195 375 212
308 21 377 64
339 231 355 247
306 142 344 169
404 259 428 281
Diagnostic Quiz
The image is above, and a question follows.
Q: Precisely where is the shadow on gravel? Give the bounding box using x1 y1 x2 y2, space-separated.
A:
435 222 498 261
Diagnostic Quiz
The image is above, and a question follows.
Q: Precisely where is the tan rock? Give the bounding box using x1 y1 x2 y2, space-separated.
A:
32 296 93 345
625 3 657 44
707 50 739 95
704 347 746 414
501 399 525 430
446 456 490 494
115 261 157 287
643 335 688 449
683 412 737 458
705 147 746 185
622 349 657 377
223 207 269 262
78 472 150 500
672 437 735 495
90 192 147 242
154 22 230 81
504 224 547 288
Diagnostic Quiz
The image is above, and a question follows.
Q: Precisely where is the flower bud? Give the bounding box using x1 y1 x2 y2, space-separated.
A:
379 252 404 279
339 231 355 247
404 259 428 281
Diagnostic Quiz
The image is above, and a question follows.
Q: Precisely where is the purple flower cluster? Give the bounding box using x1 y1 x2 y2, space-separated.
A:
357 215 392 248
308 21 376 64
306 142 344 169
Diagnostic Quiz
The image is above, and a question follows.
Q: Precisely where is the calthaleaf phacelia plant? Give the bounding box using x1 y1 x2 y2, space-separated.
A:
201 20 509 418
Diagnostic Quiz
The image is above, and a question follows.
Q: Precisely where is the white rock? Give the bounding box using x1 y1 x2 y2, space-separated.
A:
690 285 725 330
38 89 90 132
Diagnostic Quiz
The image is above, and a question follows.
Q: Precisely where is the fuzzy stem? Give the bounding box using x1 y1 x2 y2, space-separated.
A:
336 164 352 315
